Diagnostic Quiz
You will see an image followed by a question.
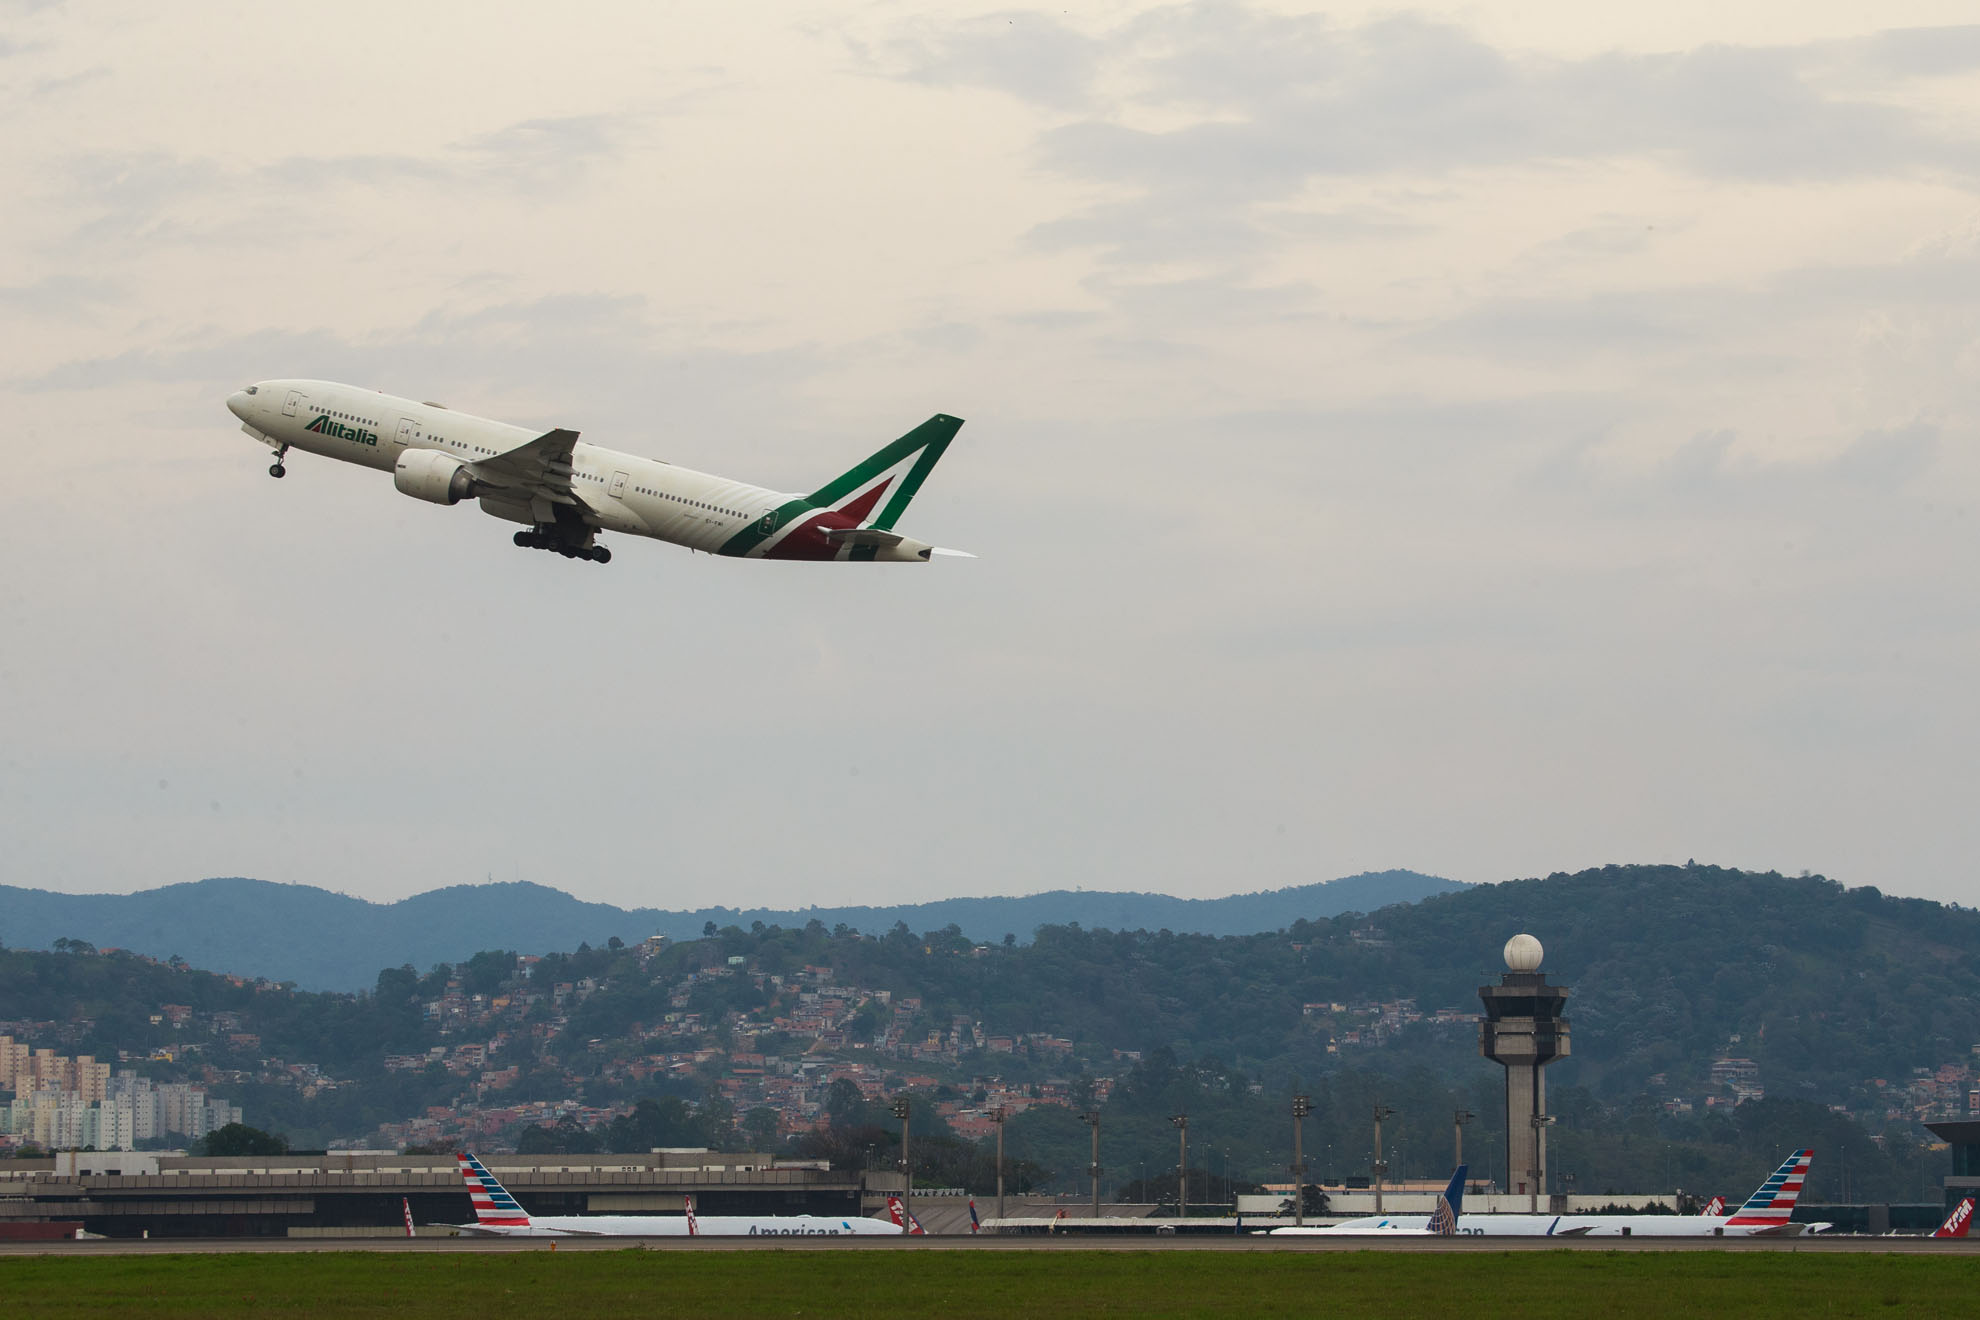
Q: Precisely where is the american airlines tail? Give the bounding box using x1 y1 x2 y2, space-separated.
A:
457 1152 533 1233
1724 1149 1813 1231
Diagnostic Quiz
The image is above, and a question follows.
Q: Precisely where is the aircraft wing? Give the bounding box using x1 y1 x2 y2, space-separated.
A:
468 428 583 522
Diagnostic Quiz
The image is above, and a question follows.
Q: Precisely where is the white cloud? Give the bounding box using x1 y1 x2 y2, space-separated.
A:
1 2 1978 914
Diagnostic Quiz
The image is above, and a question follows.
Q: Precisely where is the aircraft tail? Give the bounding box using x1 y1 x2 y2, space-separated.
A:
1701 1195 1725 1216
885 1194 922 1234
1724 1149 1812 1228
806 415 964 532
456 1152 532 1229
684 1191 699 1237
1934 1197 1975 1238
1428 1165 1467 1235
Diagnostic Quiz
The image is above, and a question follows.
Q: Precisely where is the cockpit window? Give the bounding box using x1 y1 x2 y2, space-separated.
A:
244 385 258 395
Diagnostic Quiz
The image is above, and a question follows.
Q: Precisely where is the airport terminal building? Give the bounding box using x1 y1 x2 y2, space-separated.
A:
0 1150 897 1238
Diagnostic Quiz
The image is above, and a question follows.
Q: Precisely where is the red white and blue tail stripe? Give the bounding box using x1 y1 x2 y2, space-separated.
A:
457 1152 532 1228
1725 1149 1812 1227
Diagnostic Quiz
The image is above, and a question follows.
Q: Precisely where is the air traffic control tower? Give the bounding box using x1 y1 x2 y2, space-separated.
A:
1478 934 1570 1203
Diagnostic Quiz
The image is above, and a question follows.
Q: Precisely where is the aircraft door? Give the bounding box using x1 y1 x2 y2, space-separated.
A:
395 418 422 447
282 389 306 417
609 471 629 498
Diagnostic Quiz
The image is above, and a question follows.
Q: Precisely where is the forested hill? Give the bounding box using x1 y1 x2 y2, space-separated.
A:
0 869 1463 991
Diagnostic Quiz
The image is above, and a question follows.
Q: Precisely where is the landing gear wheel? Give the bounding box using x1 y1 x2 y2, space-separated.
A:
590 546 612 564
514 530 532 548
269 463 285 478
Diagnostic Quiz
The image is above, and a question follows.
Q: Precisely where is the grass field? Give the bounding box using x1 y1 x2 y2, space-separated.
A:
8 1250 1980 1319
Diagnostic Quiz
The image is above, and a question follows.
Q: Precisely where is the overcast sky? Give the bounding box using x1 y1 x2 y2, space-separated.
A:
4 1 1979 914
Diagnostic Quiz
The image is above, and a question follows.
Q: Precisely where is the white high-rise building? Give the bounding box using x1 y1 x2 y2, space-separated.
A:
0 1071 242 1151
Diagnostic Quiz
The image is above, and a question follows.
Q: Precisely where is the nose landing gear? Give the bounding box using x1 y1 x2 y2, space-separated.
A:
268 444 289 478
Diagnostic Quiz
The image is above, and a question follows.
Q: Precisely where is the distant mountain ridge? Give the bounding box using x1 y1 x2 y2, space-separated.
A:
0 871 1465 992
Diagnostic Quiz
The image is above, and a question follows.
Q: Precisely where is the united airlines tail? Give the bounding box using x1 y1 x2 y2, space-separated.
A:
1724 1149 1813 1230
1934 1198 1975 1238
1428 1165 1468 1236
456 1152 532 1230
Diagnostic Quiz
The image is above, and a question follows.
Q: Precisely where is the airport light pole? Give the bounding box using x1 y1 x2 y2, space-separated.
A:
892 1097 912 1230
1529 1114 1555 1214
1372 1104 1395 1215
1454 1109 1474 1171
1291 1094 1311 1228
1171 1113 1189 1218
1081 1111 1103 1219
990 1106 1007 1222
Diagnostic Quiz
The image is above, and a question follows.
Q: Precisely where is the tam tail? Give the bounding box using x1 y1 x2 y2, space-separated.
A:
1935 1197 1975 1238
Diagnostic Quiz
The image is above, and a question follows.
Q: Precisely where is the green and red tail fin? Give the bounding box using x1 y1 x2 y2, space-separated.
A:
806 414 963 530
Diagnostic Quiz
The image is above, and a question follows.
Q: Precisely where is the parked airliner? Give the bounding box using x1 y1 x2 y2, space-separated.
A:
448 1153 904 1237
225 380 968 564
1275 1150 1815 1238
1269 1167 1467 1236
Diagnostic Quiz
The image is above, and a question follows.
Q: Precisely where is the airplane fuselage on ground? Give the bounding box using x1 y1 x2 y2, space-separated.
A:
457 1213 902 1238
225 379 965 565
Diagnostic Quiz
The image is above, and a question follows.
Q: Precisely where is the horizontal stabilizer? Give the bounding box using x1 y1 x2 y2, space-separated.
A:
821 527 905 548
929 547 977 559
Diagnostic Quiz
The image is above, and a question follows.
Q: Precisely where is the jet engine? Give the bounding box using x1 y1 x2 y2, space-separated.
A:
393 448 476 505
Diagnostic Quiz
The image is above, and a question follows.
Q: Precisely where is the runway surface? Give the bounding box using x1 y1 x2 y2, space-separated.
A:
5 1233 1977 1257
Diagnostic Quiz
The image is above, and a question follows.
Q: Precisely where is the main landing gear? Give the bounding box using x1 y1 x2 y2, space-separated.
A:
513 529 611 564
268 444 289 479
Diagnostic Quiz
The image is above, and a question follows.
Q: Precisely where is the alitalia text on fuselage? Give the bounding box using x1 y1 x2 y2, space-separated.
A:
225 379 969 566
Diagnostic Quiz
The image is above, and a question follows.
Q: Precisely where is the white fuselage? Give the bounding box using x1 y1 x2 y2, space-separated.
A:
463 1213 902 1238
1275 1213 1795 1237
225 378 938 561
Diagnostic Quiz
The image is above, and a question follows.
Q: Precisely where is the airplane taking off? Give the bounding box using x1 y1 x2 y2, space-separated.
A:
224 380 969 565
448 1152 903 1237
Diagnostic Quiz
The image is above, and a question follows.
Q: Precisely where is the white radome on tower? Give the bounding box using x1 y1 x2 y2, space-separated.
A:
1504 933 1544 972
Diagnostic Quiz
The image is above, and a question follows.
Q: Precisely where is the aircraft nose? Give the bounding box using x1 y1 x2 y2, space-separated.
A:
226 389 253 422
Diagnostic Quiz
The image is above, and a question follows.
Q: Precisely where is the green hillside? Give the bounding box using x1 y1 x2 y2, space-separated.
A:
0 865 1967 1204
